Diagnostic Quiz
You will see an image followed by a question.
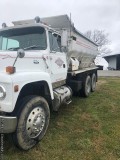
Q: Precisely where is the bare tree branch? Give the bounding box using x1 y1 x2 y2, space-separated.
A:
84 29 111 55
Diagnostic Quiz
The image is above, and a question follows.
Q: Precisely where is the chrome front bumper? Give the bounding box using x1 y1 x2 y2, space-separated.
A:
0 115 17 133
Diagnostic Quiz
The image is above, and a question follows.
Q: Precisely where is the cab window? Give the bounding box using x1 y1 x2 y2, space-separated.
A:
48 31 61 52
2 37 19 50
0 27 47 51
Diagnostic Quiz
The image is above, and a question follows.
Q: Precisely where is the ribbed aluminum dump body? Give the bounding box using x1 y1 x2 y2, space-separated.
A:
42 15 98 68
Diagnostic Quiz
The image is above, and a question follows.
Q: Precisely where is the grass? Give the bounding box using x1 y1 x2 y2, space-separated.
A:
2 77 120 160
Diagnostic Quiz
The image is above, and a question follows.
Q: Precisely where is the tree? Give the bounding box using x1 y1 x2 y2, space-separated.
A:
84 30 111 55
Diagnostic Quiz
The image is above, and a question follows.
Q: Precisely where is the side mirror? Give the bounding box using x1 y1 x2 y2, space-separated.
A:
61 30 68 47
13 49 25 67
17 49 25 58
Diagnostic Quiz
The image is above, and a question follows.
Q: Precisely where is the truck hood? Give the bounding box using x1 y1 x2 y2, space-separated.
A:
0 50 47 73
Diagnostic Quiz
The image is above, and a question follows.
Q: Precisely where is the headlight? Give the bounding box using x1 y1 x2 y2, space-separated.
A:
0 85 6 100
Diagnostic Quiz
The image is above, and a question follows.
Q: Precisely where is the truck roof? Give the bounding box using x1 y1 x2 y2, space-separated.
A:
0 20 60 35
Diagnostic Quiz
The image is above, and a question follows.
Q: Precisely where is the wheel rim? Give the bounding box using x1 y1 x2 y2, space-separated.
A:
92 75 96 90
26 107 46 138
86 78 91 94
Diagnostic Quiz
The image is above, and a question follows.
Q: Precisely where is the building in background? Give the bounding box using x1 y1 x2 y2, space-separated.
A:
103 53 120 70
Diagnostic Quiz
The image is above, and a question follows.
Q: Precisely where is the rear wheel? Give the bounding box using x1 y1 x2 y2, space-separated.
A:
91 73 96 92
81 75 91 97
12 96 50 150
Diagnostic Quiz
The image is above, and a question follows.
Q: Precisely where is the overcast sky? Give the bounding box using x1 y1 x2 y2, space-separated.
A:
0 0 120 53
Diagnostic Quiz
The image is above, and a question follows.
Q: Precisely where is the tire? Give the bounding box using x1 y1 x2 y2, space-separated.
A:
91 73 96 92
12 96 50 150
81 75 91 97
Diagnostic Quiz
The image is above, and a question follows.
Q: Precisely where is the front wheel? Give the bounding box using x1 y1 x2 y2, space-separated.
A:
12 96 50 150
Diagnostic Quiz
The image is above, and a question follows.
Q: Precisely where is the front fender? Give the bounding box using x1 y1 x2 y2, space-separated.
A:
1 71 53 113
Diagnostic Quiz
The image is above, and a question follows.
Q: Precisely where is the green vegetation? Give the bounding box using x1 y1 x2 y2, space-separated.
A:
3 78 120 160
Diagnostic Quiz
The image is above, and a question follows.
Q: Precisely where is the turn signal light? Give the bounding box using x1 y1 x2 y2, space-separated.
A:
14 85 19 92
6 66 16 74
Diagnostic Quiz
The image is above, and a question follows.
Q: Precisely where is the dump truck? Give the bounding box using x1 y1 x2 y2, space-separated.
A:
0 15 98 150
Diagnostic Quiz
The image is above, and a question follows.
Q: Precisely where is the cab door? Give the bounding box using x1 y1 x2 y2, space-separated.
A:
48 31 67 84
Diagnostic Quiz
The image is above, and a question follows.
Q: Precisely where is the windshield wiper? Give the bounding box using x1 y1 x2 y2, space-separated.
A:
24 45 46 50
8 47 20 51
7 45 46 51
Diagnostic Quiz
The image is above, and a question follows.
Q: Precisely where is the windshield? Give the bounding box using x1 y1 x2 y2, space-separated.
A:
0 26 47 51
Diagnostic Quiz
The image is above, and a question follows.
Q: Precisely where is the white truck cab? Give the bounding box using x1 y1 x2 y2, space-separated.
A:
0 15 98 150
